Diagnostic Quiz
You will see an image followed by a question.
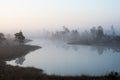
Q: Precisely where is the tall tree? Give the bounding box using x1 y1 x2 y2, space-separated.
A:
0 33 5 40
15 30 25 42
90 26 97 38
111 25 116 36
63 26 70 33
97 26 104 39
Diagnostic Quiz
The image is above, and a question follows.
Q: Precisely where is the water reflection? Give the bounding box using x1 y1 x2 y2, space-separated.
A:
91 46 120 55
113 48 120 53
15 56 25 65
54 41 120 55
91 46 107 55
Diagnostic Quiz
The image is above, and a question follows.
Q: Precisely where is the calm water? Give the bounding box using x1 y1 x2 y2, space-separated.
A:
7 38 120 76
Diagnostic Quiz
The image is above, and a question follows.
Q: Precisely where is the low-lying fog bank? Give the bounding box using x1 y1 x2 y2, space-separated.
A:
38 26 120 48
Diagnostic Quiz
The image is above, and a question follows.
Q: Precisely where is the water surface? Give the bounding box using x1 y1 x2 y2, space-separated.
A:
7 38 120 76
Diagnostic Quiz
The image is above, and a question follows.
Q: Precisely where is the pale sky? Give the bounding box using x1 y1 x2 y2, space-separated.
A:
0 0 120 32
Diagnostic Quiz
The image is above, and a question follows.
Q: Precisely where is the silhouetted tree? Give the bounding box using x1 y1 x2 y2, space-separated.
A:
111 25 116 36
81 30 90 42
97 26 104 39
63 26 70 33
90 27 97 39
0 33 5 40
107 72 118 80
71 29 80 41
15 30 25 42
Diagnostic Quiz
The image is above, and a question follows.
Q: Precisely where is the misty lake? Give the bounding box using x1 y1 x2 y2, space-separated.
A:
7 38 120 76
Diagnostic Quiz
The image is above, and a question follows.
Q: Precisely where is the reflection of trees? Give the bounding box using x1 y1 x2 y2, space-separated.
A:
54 42 79 52
91 46 120 55
112 48 120 53
15 56 25 65
71 45 79 51
54 40 120 55
91 46 107 55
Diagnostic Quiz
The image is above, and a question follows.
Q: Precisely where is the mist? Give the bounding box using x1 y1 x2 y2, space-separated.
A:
21 25 120 39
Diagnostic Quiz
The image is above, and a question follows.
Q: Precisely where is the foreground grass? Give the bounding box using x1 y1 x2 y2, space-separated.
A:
0 61 120 80
0 61 45 80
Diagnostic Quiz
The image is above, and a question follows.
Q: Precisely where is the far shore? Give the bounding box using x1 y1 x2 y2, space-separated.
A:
68 40 120 49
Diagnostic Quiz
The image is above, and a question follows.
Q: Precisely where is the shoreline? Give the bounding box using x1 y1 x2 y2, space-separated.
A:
0 61 120 80
0 43 41 61
68 41 120 49
0 38 41 61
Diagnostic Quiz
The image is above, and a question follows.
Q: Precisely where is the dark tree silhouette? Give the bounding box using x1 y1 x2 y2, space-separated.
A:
111 25 116 36
63 26 70 33
90 27 97 39
0 33 6 41
15 30 25 42
97 26 104 39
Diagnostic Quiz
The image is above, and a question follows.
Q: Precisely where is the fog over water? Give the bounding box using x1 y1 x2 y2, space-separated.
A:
1 0 120 76
7 38 120 76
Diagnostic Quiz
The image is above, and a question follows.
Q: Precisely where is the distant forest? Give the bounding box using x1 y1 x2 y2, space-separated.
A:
43 26 120 47
0 31 25 45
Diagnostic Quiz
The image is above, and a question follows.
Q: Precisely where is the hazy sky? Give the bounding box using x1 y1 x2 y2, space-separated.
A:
0 0 120 32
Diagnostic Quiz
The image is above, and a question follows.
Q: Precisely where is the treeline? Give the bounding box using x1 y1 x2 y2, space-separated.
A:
46 26 120 46
0 30 26 45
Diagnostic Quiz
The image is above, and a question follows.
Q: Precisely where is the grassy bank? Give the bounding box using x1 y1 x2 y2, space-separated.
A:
0 61 120 80
0 44 40 61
